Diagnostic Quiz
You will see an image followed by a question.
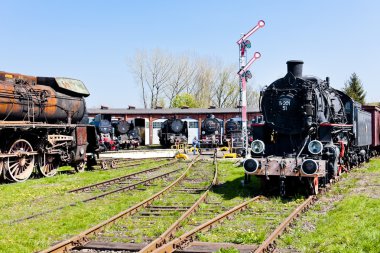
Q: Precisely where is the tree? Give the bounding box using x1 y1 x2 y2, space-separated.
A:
164 55 196 107
343 73 366 104
211 65 240 108
172 93 198 108
129 49 173 108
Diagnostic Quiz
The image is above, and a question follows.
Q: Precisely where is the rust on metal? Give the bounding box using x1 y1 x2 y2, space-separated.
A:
55 77 90 96
252 157 326 178
40 157 199 253
69 160 177 193
152 195 263 253
139 158 219 253
254 195 315 253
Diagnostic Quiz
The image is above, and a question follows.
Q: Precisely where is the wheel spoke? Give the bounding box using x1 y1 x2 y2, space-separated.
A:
6 139 34 182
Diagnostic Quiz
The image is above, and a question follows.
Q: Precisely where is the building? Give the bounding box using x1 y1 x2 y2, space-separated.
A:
87 106 262 145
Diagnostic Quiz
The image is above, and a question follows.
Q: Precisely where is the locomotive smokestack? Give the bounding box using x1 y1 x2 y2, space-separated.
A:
286 60 304 78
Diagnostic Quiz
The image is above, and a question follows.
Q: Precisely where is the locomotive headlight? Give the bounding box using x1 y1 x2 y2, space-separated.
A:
301 159 318 175
308 140 323 155
215 131 219 134
243 158 260 174
251 140 265 154
202 131 205 135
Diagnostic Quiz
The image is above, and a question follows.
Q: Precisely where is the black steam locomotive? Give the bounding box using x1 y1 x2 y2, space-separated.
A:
91 115 117 151
223 117 242 145
244 61 372 195
0 71 98 182
112 120 141 149
200 114 222 147
159 118 188 147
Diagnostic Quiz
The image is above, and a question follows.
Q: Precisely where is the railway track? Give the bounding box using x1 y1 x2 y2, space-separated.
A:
39 156 201 253
94 158 170 170
7 160 183 225
69 159 178 193
39 159 353 253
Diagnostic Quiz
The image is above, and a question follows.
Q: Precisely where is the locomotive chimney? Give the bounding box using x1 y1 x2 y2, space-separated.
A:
286 60 304 78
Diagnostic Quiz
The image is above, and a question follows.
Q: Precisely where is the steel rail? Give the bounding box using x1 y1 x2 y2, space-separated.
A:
68 160 177 193
254 195 315 253
13 166 184 224
139 158 219 253
151 195 263 253
96 158 170 170
39 156 199 253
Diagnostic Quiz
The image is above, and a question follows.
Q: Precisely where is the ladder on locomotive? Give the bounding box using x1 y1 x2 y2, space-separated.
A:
26 92 35 123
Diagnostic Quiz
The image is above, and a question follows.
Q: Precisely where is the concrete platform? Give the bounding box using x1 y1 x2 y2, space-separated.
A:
99 149 178 159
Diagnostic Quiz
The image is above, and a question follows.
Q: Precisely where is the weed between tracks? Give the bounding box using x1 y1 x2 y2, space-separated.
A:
276 158 380 253
0 159 181 253
175 161 305 246
92 162 216 243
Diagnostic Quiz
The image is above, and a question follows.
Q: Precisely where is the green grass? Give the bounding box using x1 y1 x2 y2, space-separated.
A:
0 159 183 253
277 158 380 253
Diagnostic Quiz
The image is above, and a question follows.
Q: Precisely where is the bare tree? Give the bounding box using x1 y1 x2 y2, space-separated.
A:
129 49 260 109
191 58 215 107
211 65 240 108
165 55 196 107
246 84 260 108
129 49 174 108
129 50 148 108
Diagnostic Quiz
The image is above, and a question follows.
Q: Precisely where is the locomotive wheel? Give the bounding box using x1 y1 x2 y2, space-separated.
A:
6 139 35 182
101 161 108 170
74 161 86 173
38 154 59 177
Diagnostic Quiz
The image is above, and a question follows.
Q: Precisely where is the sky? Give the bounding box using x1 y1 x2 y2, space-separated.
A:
1 1 379 108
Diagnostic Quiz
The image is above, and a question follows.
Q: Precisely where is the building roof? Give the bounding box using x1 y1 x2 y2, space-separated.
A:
87 107 260 115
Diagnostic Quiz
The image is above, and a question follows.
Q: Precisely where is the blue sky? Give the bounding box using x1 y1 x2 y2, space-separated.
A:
1 1 379 108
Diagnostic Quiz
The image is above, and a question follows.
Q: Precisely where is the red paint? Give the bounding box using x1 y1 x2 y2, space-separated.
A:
319 123 353 127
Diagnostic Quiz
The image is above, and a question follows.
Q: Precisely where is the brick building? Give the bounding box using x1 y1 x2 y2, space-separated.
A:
87 107 262 145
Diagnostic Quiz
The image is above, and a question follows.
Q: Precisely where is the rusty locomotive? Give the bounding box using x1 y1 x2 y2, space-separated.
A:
0 71 97 182
244 61 375 195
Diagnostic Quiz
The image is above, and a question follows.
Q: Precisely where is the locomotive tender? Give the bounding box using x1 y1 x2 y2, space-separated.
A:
0 71 97 182
158 117 188 147
244 61 372 195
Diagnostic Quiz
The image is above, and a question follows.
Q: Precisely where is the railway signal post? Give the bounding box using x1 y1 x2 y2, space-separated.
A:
236 20 265 158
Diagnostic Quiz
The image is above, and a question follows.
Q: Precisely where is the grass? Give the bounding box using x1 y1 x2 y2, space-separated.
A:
99 162 217 243
277 158 380 253
0 158 184 253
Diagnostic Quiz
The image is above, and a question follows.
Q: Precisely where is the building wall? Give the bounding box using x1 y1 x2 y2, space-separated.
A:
88 110 262 145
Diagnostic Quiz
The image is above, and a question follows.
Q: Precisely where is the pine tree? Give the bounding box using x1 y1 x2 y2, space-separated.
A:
343 73 366 104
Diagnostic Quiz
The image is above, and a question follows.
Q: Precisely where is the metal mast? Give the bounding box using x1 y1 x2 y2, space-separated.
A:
236 20 265 157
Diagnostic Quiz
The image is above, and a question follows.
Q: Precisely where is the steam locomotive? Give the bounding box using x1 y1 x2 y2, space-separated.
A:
159 118 188 147
112 120 141 149
244 61 373 195
91 115 141 151
200 114 222 147
0 71 98 182
91 114 117 151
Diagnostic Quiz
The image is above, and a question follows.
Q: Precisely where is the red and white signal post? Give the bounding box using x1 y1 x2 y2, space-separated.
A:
236 20 265 156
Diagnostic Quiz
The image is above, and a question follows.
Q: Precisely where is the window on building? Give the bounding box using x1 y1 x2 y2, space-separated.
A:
188 122 198 128
153 122 162 128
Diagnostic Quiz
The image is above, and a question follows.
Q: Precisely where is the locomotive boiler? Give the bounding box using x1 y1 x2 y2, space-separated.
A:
0 71 97 182
244 61 372 195
158 118 188 147
113 120 141 149
200 114 222 147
